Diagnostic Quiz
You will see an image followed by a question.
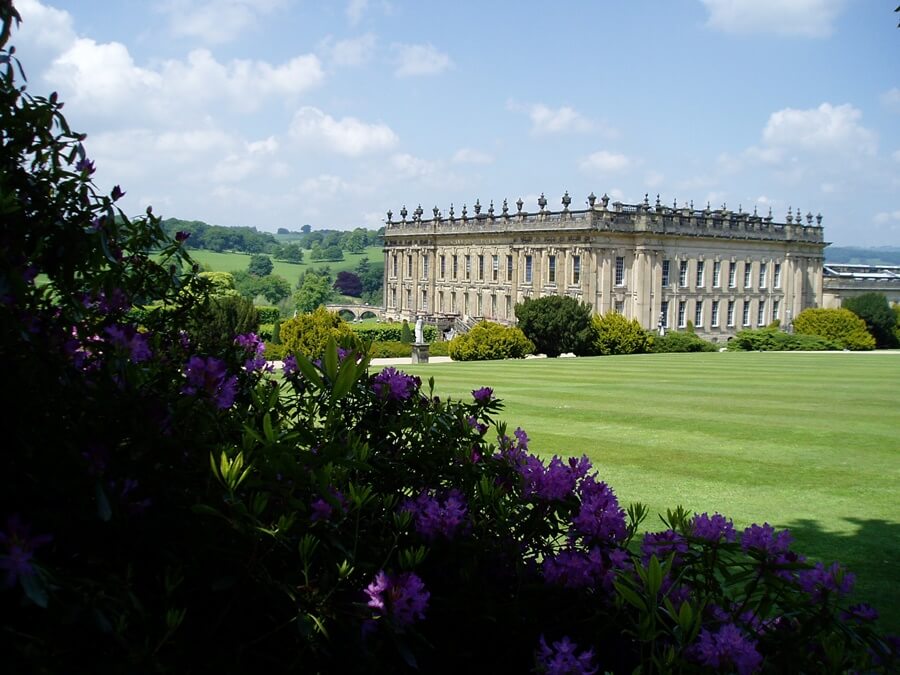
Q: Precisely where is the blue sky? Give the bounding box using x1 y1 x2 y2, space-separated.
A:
10 0 900 246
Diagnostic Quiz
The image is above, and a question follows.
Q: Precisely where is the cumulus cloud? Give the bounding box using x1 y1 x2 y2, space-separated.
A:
873 210 900 225
452 148 494 164
390 153 434 179
580 150 632 173
759 102 876 156
881 87 900 113
160 0 287 44
299 174 352 198
321 33 377 67
290 106 398 156
14 0 75 51
346 0 368 25
211 136 280 183
507 101 596 135
392 43 452 77
700 0 847 38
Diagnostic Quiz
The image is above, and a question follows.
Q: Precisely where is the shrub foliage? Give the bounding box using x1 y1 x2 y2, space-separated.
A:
515 295 595 357
651 331 718 353
448 321 535 361
279 306 360 359
726 327 840 352
842 293 898 348
592 312 653 355
793 308 876 351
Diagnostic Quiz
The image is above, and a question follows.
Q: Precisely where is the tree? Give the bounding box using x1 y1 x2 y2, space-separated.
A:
247 253 274 277
591 312 653 355
842 293 898 347
400 319 413 344
514 295 595 357
300 224 312 234
276 243 303 263
333 271 363 297
279 307 359 359
448 321 534 361
322 245 344 261
294 272 334 313
256 274 291 304
793 307 875 351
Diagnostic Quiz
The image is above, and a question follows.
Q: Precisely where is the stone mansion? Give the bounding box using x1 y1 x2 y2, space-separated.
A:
382 192 827 341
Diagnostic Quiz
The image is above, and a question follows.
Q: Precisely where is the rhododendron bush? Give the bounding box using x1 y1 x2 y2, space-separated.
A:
0 5 896 673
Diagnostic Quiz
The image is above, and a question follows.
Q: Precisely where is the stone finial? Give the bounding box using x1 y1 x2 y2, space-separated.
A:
600 193 610 208
462 203 468 219
414 204 424 221
538 193 547 211
474 198 482 215
516 197 524 213
816 212 823 225
654 193 661 208
386 209 393 222
705 201 711 214
562 191 571 211
587 192 597 207
432 206 439 219
502 198 509 216
400 205 408 221
643 193 650 207
752 205 758 217
449 203 455 219
738 204 743 214
690 200 694 210
673 197 677 209
488 200 494 217
767 207 773 221
786 206 793 223
806 211 813 225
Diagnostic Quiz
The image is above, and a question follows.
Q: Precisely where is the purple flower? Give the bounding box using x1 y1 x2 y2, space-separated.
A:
175 230 190 242
310 489 347 522
110 185 125 201
104 324 152 362
401 489 469 541
691 623 763 675
692 512 736 543
364 571 429 627
282 355 299 377
798 561 855 602
75 157 95 175
182 356 238 409
642 529 689 565
0 515 52 588
741 523 792 555
466 415 488 435
472 386 493 404
543 547 612 590
535 635 598 675
841 603 879 623
520 455 592 501
372 367 420 401
571 476 626 545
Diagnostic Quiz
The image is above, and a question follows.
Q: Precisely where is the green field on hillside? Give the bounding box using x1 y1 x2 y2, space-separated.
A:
396 351 900 631
184 246 383 287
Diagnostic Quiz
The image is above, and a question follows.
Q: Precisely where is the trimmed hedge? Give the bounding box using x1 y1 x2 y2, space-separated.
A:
255 305 281 324
794 308 875 351
726 327 840 352
351 323 438 343
367 341 412 358
651 331 718 353
449 321 534 361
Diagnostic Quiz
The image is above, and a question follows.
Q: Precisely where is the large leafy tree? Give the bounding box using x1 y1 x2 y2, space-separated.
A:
842 293 898 348
247 253 273 276
294 269 334 312
514 295 595 357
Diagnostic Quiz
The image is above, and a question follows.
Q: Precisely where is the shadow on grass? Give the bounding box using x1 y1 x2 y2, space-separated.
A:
784 517 900 635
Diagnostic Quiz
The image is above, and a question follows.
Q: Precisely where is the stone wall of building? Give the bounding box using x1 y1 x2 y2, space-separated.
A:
382 194 826 342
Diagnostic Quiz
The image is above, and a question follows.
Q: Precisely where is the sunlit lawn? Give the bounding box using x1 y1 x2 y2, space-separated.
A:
396 351 900 632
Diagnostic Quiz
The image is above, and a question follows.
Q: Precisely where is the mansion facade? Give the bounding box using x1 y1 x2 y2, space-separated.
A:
382 193 826 341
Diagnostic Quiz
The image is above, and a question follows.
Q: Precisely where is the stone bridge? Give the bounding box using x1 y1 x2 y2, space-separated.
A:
326 303 384 321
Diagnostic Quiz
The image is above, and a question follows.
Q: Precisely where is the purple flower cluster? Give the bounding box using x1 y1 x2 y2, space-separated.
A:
571 476 626 545
741 523 792 556
841 603 879 623
310 488 348 522
104 324 152 363
519 455 593 501
691 623 763 675
641 529 689 565
282 354 299 377
535 635 598 675
692 512 737 543
401 489 469 541
0 515 52 588
471 386 493 404
372 367 420 401
182 356 238 409
543 546 627 591
364 570 429 627
234 332 271 373
798 561 855 602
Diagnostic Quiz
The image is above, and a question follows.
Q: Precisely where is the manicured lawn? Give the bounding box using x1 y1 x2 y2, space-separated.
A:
181 246 383 285
397 351 900 631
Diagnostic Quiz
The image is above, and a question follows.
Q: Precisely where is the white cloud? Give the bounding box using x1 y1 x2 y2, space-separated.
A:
452 148 494 164
527 104 592 135
390 153 434 179
881 88 900 113
873 210 900 225
15 0 75 50
211 136 280 183
759 103 876 156
580 150 632 173
289 106 398 156
392 43 452 77
299 174 352 198
700 0 847 38
346 0 368 25
321 33 377 67
160 0 287 44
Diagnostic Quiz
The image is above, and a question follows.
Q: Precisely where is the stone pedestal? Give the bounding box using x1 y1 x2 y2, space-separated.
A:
411 342 430 364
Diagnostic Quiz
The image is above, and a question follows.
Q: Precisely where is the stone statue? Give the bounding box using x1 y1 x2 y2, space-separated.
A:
415 316 424 344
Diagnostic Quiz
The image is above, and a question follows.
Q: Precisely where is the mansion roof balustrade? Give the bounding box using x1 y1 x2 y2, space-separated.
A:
384 192 825 245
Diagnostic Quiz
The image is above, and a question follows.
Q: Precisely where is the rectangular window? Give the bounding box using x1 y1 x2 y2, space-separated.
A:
438 290 444 312
506 295 511 318
548 255 557 284
422 254 429 279
711 300 720 327
696 260 705 288
662 259 670 287
727 300 735 327
451 291 456 313
390 288 397 308
660 300 669 328
477 293 482 316
677 300 687 328
492 255 499 282
491 294 497 317
407 255 413 278
392 254 398 278
452 255 458 280
615 299 625 314
679 260 688 287
713 261 721 288
742 301 751 326
615 256 625 286
744 262 752 290
465 255 471 280
572 255 581 284
506 255 513 281
694 300 703 328
774 263 782 289
440 255 446 279
406 288 412 310
759 262 767 289
772 298 780 322
524 255 533 283
728 263 736 289
478 255 484 281
757 299 765 327
422 290 428 312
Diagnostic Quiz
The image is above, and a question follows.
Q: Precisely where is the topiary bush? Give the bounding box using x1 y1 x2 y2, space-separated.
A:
448 321 535 361
592 312 653 355
400 319 413 344
279 306 361 359
515 295 594 357
651 331 718 353
794 308 875 351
